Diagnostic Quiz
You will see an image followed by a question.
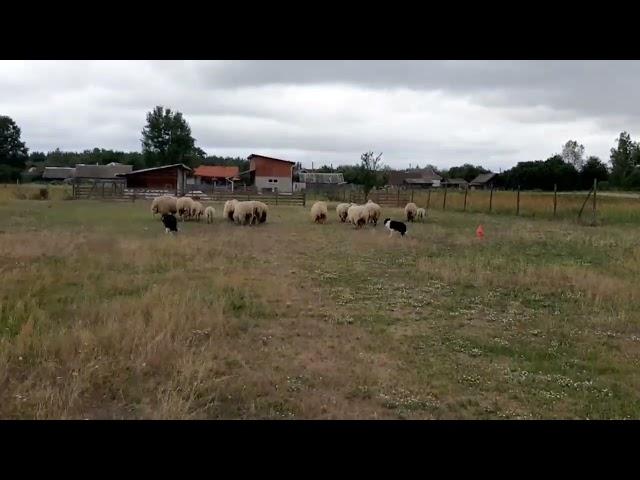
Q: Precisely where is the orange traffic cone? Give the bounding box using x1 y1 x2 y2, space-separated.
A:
476 224 484 239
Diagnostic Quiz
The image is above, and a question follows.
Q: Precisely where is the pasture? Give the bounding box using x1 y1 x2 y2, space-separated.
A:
1 188 640 418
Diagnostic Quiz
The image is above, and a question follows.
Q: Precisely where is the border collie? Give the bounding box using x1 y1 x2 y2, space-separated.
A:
161 213 178 234
383 218 407 237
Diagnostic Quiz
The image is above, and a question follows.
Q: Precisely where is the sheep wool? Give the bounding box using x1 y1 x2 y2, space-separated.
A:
252 201 268 224
191 201 205 222
364 200 382 226
416 207 426 220
223 199 239 222
177 196 195 221
347 204 367 229
151 195 177 217
405 202 418 222
233 201 255 225
310 201 328 224
205 206 216 224
336 203 351 222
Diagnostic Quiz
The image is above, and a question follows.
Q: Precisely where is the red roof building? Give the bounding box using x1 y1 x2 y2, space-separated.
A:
193 165 240 183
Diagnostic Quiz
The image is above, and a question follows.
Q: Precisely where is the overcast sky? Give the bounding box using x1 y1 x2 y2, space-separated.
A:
1 60 639 171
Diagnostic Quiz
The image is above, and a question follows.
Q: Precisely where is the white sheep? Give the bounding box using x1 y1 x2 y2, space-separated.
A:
364 200 382 227
251 201 268 225
223 199 239 222
191 201 205 222
347 204 367 229
233 201 255 225
405 202 418 222
205 206 216 224
150 195 177 218
177 196 195 221
336 203 351 222
310 201 328 224
416 207 426 220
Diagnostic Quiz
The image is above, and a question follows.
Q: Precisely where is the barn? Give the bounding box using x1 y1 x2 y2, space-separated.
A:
119 164 192 195
192 165 240 186
248 154 295 193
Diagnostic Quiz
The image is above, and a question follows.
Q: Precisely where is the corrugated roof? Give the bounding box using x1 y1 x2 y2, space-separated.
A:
119 164 192 176
43 167 75 179
299 172 345 184
74 163 132 178
470 172 497 184
248 154 296 164
194 165 239 178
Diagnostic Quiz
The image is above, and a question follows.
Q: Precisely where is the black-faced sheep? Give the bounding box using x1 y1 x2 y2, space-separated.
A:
310 201 328 224
405 202 418 222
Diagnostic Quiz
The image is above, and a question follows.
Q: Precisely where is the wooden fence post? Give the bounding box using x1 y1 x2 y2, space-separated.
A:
275 189 278 206
302 191 306 207
397 189 400 207
592 178 597 225
411 188 414 203
516 185 520 216
578 186 594 221
463 185 469 212
426 188 431 211
442 184 448 210
489 186 494 213
553 184 557 218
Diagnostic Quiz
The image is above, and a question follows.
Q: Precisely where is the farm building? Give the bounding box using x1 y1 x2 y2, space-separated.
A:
388 168 442 188
248 154 295 193
442 178 469 189
192 165 240 187
118 164 192 195
74 163 132 179
43 167 75 182
470 172 499 190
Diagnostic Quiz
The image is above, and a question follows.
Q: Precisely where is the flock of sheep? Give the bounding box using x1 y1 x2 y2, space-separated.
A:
150 194 426 230
150 195 268 226
310 200 426 227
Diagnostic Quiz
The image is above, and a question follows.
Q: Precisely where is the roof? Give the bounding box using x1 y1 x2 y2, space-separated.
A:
470 172 498 185
248 154 295 165
119 164 192 176
43 167 75 179
299 172 345 184
388 168 442 185
444 178 469 185
193 165 239 179
74 163 132 178
404 178 438 185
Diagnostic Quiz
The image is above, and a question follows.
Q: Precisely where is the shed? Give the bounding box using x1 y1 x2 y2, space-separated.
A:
119 164 192 194
74 163 132 179
442 178 469 189
43 167 75 181
470 172 498 190
248 154 295 193
193 165 240 185
388 168 442 188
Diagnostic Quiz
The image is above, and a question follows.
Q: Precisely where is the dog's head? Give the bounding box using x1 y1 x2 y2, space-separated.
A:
383 218 391 226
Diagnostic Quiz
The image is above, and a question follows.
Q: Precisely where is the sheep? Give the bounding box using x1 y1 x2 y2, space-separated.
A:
191 201 205 222
177 196 195 221
336 203 351 222
251 201 268 225
310 201 328 224
205 206 216 224
223 199 239 222
347 204 367 229
416 207 426 220
151 195 177 218
233 201 255 226
364 199 382 227
405 202 418 222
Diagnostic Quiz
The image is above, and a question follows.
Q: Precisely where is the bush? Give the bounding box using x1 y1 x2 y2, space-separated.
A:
598 181 610 191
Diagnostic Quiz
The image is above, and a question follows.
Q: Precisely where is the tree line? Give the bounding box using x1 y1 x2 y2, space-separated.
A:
1 106 640 190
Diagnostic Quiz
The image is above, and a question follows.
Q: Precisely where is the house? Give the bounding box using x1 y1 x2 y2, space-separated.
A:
388 168 442 188
470 172 499 190
118 164 192 195
248 154 296 193
74 162 132 179
442 178 469 189
43 167 75 181
192 165 240 186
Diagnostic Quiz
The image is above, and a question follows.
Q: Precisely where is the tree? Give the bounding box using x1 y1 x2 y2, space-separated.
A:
0 116 29 181
359 151 385 196
141 106 199 167
446 163 490 182
580 156 609 189
561 140 585 169
609 131 635 186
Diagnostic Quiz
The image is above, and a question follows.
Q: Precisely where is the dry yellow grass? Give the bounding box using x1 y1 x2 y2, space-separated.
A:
1 196 640 419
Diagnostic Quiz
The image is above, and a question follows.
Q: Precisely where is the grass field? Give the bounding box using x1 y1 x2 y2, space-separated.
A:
1 189 640 419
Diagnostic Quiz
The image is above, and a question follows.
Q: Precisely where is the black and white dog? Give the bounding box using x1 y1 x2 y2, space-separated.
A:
161 213 178 234
383 218 407 238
